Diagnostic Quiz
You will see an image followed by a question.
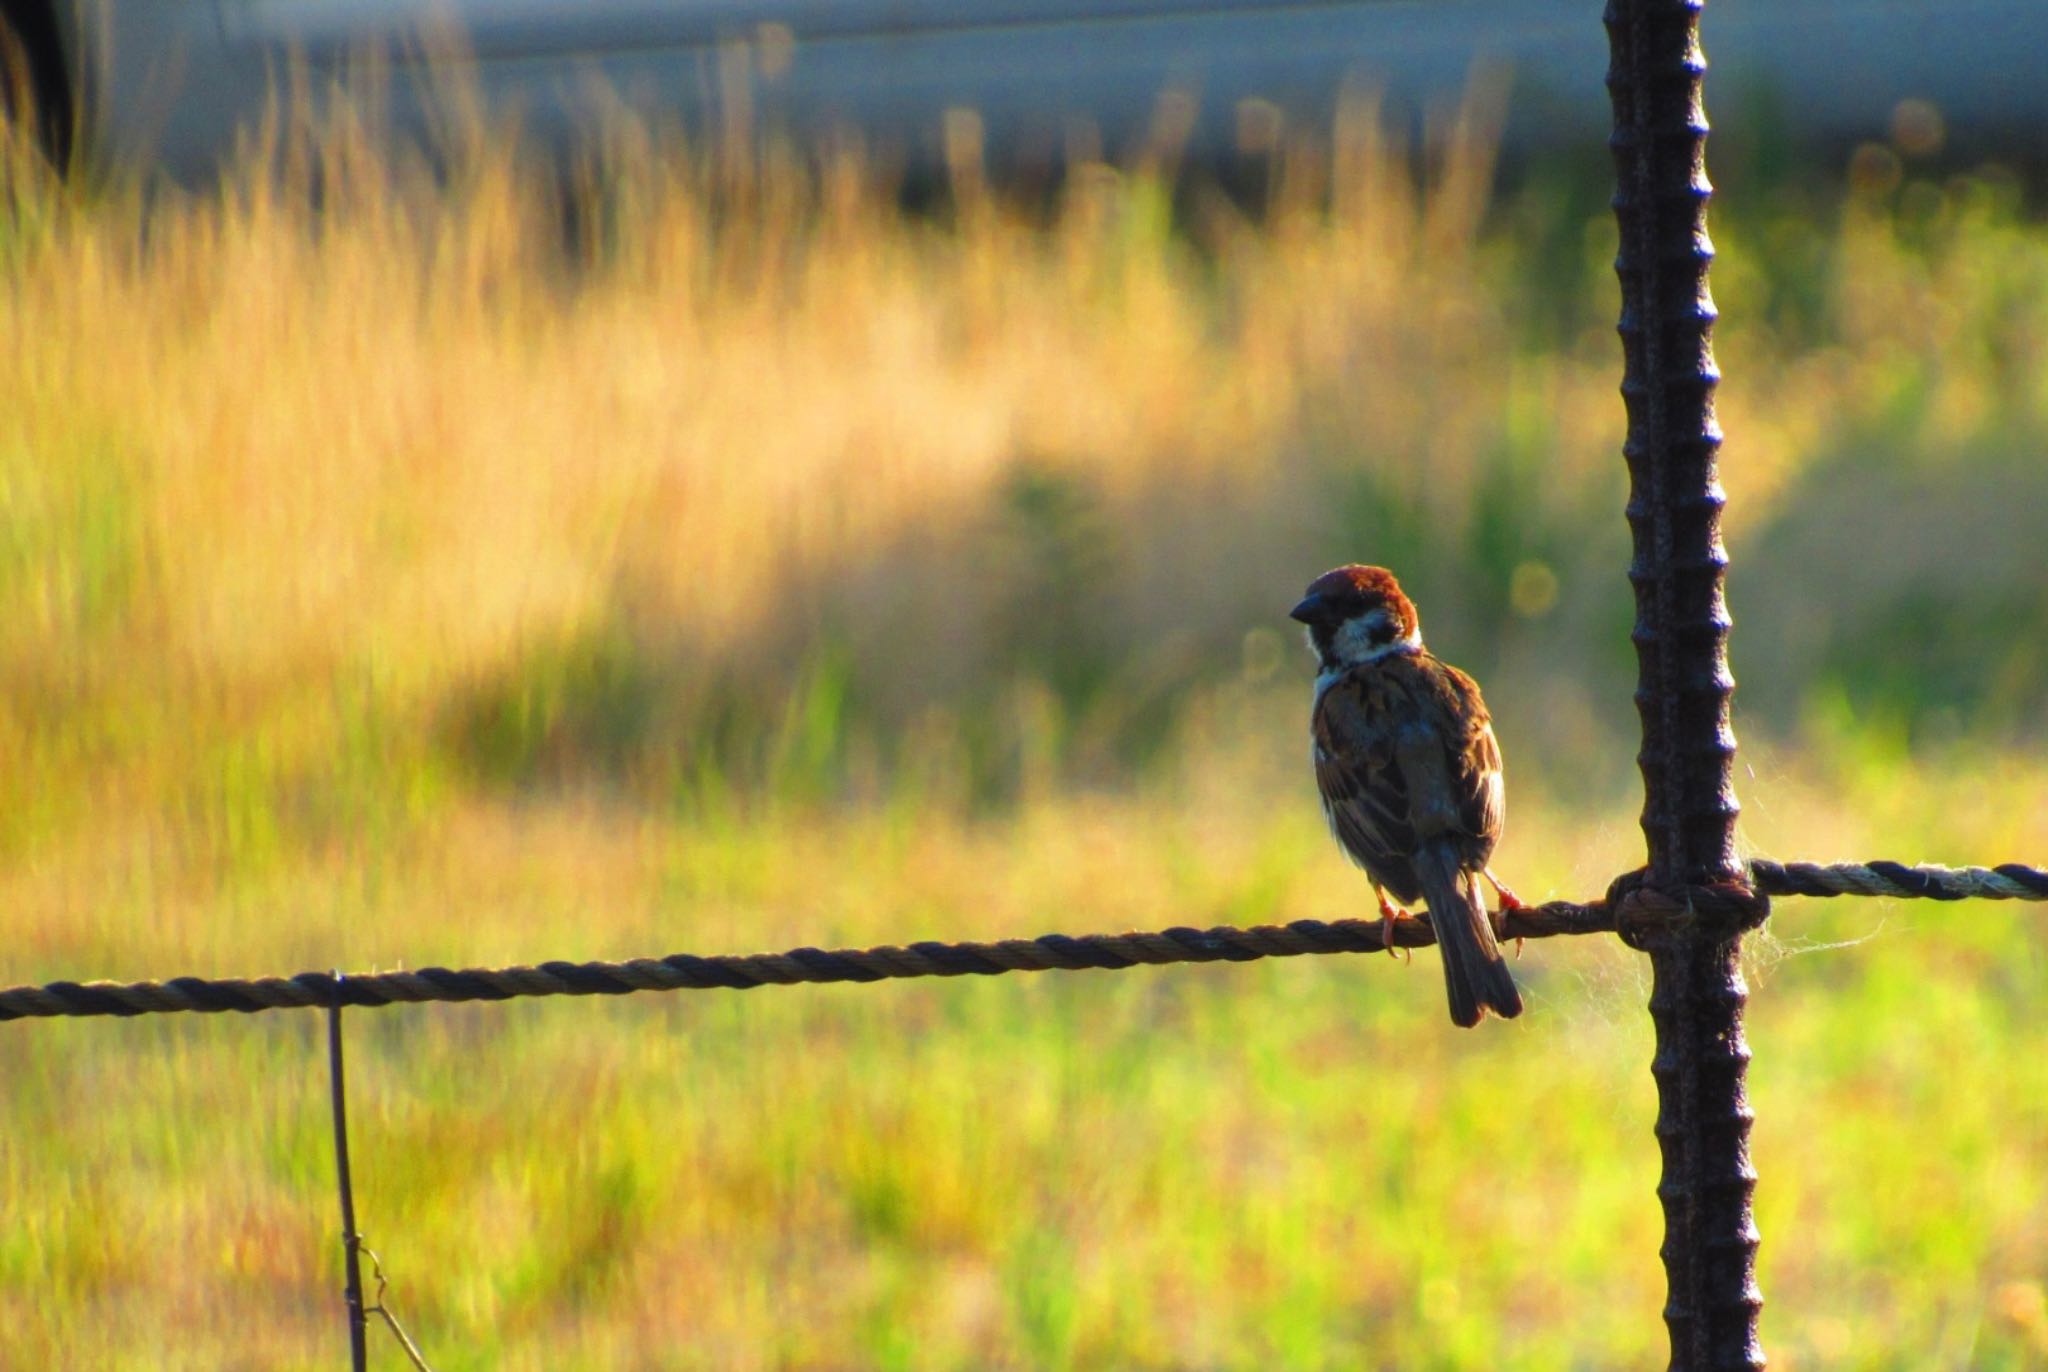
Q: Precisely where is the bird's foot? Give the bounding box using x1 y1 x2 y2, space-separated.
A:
1482 869 1527 957
1482 869 1527 913
1375 891 1413 963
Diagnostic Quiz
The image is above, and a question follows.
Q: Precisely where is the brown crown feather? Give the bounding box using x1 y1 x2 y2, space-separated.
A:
1302 564 1418 638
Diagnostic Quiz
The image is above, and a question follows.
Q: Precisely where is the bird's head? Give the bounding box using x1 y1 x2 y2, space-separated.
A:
1290 565 1422 671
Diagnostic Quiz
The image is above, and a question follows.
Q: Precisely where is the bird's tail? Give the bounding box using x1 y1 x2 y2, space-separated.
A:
1415 839 1523 1027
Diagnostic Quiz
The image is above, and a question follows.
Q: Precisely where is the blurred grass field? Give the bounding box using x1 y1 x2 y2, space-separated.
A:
3 85 2048 1369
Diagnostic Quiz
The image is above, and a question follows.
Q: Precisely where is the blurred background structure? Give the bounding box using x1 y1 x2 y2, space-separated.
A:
2 1 2046 1368
9 0 2048 179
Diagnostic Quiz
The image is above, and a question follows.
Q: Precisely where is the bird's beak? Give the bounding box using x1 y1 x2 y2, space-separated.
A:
1288 593 1325 625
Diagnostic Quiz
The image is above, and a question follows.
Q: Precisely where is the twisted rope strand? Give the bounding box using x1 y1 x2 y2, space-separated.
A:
2 860 2039 1023
1748 859 2048 902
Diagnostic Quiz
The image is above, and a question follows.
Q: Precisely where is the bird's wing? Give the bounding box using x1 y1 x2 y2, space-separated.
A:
1440 660 1505 848
1312 671 1421 900
1385 655 1504 857
1323 655 1519 1026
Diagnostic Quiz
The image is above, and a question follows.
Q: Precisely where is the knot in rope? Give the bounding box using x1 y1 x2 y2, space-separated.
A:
1609 868 1772 950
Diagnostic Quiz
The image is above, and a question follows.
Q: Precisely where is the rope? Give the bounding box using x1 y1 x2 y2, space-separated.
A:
1 860 2040 1023
1748 859 2048 902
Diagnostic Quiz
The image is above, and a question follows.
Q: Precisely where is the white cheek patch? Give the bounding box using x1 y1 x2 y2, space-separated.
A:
1332 612 1421 666
1332 615 1380 663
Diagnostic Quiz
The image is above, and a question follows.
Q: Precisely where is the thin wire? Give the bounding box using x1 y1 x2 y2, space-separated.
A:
358 1242 437 1372
327 984 369 1372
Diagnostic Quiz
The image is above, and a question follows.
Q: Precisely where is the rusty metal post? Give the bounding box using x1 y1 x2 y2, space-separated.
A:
1605 2 1767 1369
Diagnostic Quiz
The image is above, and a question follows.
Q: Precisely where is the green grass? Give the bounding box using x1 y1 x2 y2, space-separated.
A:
4 746 2046 1369
3 92 2048 1368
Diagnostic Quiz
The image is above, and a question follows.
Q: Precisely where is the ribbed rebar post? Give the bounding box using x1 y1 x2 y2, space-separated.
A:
1606 1 1766 1369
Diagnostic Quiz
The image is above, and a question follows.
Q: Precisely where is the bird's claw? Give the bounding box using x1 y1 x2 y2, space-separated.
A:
1483 870 1528 913
1482 869 1529 955
1375 893 1413 963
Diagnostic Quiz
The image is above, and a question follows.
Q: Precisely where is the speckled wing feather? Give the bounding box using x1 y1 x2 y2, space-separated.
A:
1312 670 1423 903
1313 656 1505 893
1407 657 1504 869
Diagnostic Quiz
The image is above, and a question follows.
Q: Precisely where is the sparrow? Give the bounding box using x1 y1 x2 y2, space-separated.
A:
1292 565 1524 1026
